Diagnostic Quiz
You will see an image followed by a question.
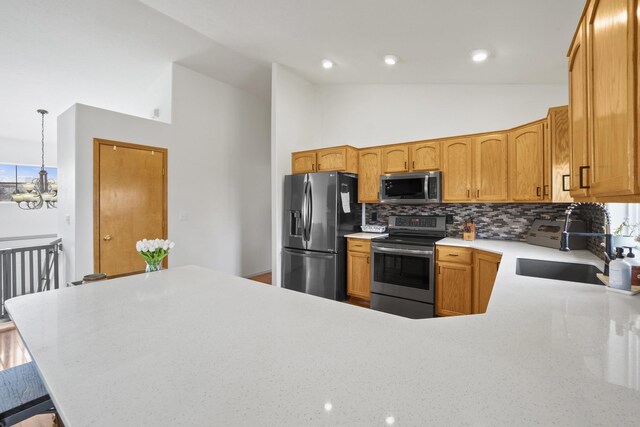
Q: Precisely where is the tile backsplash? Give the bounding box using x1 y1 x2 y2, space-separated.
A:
365 202 611 258
366 203 572 240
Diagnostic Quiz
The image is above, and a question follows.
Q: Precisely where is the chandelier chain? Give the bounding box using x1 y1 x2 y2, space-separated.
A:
41 111 45 169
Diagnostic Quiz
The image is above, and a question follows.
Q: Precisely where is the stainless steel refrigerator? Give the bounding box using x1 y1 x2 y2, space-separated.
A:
282 172 359 300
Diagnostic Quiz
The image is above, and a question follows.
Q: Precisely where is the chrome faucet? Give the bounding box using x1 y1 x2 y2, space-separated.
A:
560 202 614 275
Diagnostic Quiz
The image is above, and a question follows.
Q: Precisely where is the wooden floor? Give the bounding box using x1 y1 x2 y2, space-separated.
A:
0 322 57 427
247 272 272 285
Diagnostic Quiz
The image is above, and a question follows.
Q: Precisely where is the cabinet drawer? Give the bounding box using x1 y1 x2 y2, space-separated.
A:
437 246 472 264
348 239 371 254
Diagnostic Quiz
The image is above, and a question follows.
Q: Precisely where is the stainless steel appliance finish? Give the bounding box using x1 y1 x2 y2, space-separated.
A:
370 215 446 319
527 219 587 249
379 171 442 204
282 172 359 301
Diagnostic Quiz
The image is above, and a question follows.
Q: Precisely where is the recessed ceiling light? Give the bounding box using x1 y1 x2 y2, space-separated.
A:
471 49 490 63
321 59 334 69
384 54 399 65
324 402 333 412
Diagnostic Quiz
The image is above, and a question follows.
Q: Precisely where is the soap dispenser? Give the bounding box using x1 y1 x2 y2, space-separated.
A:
609 247 632 290
625 247 640 287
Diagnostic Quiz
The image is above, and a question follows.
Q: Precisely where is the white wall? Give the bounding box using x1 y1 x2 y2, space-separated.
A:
58 63 271 281
0 137 58 239
271 66 569 285
271 64 321 287
318 84 568 147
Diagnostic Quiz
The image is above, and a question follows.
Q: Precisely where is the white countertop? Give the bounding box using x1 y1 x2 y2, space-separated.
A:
344 232 388 239
7 240 640 426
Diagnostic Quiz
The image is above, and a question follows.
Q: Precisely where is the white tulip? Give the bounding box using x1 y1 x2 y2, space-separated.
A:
162 241 169 250
136 241 143 252
169 241 175 249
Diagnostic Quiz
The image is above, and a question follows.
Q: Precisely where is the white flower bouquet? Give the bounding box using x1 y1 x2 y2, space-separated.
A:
136 238 175 272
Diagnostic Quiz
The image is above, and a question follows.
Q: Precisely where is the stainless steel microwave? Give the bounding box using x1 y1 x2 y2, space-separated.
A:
379 171 442 204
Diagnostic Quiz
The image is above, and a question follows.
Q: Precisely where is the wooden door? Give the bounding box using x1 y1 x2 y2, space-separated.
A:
382 145 409 173
508 123 545 201
436 262 472 316
548 107 573 202
587 0 636 197
94 139 167 277
291 151 317 174
442 138 473 202
317 147 346 172
569 20 590 198
358 148 382 202
474 133 508 201
410 141 440 171
473 251 501 314
347 251 371 300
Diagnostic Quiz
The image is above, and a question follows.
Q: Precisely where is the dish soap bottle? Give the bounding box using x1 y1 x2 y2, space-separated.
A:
609 247 631 290
625 247 640 288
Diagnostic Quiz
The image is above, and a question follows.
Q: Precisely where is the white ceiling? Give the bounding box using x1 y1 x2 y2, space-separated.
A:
0 0 269 145
140 0 585 85
1 0 585 146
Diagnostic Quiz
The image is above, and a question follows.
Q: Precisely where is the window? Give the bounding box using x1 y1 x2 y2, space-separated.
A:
0 163 57 202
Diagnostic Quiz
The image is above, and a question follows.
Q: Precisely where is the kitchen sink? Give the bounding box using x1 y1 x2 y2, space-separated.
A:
515 258 603 285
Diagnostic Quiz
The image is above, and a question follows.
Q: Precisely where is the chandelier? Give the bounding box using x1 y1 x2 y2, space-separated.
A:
12 109 58 209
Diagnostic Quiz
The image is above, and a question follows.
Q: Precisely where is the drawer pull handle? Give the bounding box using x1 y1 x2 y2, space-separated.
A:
448 253 459 257
536 186 541 197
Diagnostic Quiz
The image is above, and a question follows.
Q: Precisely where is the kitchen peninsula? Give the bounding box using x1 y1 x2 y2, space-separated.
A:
7 247 640 425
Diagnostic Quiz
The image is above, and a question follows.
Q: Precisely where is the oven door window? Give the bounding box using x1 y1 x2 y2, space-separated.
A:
384 178 425 199
373 252 430 290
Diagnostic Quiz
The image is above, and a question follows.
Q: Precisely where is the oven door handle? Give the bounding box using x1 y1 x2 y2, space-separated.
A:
372 247 433 256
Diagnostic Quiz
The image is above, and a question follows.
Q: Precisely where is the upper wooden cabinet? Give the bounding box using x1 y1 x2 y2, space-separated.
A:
291 150 317 174
547 106 573 202
508 122 545 201
316 146 358 173
358 148 382 203
442 138 473 202
568 19 590 199
291 146 358 174
410 141 440 171
566 0 639 201
474 133 508 201
585 0 637 197
382 145 409 173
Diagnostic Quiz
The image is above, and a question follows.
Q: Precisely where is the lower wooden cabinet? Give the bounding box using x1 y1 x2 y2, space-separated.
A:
347 239 371 301
473 250 501 314
436 245 502 316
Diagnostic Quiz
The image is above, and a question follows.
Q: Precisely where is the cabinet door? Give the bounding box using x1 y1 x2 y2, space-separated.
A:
436 262 472 316
347 251 371 300
508 123 545 201
587 0 636 197
473 251 501 314
442 138 473 202
382 145 409 173
358 148 382 203
474 133 508 201
317 147 346 172
410 141 440 171
569 20 590 198
291 151 316 174
548 107 573 202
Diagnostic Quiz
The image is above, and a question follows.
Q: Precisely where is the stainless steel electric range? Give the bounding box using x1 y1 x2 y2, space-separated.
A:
370 215 447 319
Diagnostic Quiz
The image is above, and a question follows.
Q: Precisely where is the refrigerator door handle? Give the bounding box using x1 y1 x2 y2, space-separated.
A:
301 177 309 241
306 181 313 240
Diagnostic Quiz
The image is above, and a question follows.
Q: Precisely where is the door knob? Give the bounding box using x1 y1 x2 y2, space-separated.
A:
103 235 112 241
